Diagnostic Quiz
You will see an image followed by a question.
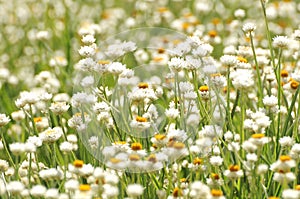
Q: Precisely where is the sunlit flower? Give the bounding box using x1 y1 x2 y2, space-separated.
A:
39 127 63 144
224 165 243 179
0 113 10 127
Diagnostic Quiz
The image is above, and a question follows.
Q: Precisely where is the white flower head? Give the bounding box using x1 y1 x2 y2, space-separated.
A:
126 184 144 197
0 114 10 127
39 127 63 144
273 35 290 48
242 22 256 33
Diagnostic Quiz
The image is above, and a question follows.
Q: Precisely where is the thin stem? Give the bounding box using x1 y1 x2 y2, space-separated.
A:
260 0 276 69
249 32 263 107
226 66 233 131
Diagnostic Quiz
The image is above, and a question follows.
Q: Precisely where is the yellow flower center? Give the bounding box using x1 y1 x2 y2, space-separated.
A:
73 160 84 168
157 7 168 13
229 165 240 172
193 157 203 165
79 184 91 191
136 116 147 122
180 178 187 183
280 69 289 77
237 56 248 63
212 18 220 25
173 142 185 150
211 73 221 78
211 189 223 196
34 117 42 123
138 82 149 89
208 30 217 38
98 60 110 65
154 134 166 140
147 154 157 163
290 80 299 90
182 22 190 30
153 57 164 62
211 173 220 180
110 158 122 164
279 155 291 162
157 48 165 54
295 185 300 190
114 141 127 145
173 187 183 197
131 142 143 151
129 154 140 161
251 133 265 139
199 85 209 92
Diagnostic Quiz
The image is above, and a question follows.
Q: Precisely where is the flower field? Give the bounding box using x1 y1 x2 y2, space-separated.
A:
1 0 300 198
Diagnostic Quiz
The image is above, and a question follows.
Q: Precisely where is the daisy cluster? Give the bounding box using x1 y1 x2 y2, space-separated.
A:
1 0 300 199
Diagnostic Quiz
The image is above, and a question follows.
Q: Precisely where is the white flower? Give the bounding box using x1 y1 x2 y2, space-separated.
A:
49 102 70 115
290 143 300 159
231 69 254 89
224 166 243 179
11 111 25 121
78 45 96 57
256 164 268 175
234 9 246 18
199 125 223 138
282 189 300 199
81 34 96 44
7 181 25 195
192 43 213 57
246 153 258 162
263 95 278 107
39 168 63 180
103 184 119 198
76 58 97 72
0 159 9 172
45 188 59 199
39 127 63 143
93 102 111 114
105 41 137 58
71 92 97 107
273 172 296 184
167 129 187 142
65 179 79 191
0 113 10 127
126 184 144 197
168 57 187 72
209 156 223 166
30 185 47 197
270 155 296 173
165 107 179 119
189 181 211 198
224 131 233 141
220 55 237 67
9 142 25 155
292 29 300 41
104 173 119 185
279 136 294 148
171 41 191 56
88 136 98 149
60 141 74 153
107 62 126 75
80 76 94 87
242 22 256 33
273 35 290 48
36 30 51 40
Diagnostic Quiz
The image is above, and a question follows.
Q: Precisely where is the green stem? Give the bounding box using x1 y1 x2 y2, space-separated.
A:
260 0 276 69
249 32 263 107
226 66 233 131
0 131 16 170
